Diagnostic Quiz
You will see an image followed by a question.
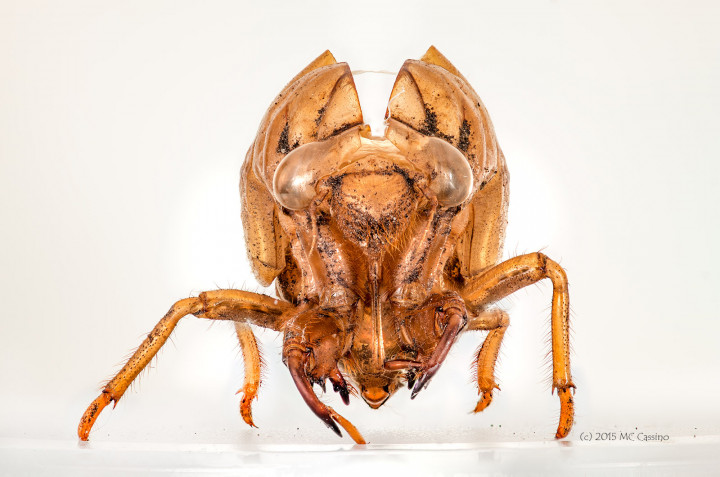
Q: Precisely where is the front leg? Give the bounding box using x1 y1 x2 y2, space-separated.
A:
78 290 291 441
462 252 575 439
281 306 366 444
385 294 468 398
408 304 467 398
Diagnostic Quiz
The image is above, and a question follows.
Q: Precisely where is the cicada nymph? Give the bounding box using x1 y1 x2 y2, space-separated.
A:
79 47 574 444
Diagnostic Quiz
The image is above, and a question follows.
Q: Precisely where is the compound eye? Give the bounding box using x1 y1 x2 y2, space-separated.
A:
426 137 473 207
272 143 321 210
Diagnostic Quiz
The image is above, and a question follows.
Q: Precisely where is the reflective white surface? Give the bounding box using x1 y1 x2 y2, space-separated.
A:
3 437 720 476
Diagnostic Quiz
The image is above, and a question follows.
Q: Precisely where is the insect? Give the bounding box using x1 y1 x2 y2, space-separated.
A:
78 47 575 444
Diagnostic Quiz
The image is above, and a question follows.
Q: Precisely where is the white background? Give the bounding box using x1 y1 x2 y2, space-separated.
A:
1 0 719 466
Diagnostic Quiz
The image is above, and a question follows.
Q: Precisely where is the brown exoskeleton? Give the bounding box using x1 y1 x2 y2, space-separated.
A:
79 47 574 444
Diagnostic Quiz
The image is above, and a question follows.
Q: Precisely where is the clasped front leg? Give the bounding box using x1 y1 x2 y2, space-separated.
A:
281 307 365 444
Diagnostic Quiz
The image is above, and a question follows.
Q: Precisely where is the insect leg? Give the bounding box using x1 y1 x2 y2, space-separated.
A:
234 322 261 428
280 305 363 443
461 252 574 439
286 348 342 437
410 305 466 398
466 309 510 413
285 348 366 444
78 290 291 441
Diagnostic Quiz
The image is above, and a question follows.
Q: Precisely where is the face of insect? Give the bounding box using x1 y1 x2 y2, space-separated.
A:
318 139 420 251
274 130 474 409
240 47 513 436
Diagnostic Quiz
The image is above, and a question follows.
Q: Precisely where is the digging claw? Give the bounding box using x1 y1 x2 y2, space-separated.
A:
287 349 347 438
407 305 466 400
410 382 422 399
333 382 350 405
410 365 439 399
330 368 350 405
407 370 417 389
323 415 343 437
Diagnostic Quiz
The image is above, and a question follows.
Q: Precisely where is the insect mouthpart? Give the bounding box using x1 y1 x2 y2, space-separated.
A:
360 385 390 409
